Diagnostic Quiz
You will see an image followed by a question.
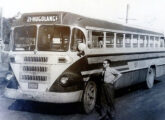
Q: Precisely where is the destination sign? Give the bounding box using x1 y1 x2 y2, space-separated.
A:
25 15 59 23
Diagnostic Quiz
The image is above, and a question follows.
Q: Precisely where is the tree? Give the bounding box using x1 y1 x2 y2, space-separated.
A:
3 17 16 44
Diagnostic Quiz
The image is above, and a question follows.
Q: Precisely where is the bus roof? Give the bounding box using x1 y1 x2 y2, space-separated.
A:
13 11 163 36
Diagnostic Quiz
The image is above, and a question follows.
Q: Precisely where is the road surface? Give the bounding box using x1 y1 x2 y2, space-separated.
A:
0 76 165 120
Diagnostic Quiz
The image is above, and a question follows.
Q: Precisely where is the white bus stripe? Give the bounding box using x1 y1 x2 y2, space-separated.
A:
81 65 129 76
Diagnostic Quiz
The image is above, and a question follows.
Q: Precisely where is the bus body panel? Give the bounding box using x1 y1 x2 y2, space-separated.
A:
5 50 165 103
4 88 83 103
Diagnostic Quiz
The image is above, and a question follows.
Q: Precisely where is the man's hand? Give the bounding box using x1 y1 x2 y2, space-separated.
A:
113 73 122 84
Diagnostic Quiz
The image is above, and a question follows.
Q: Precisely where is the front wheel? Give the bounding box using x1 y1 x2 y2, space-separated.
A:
146 67 155 89
81 81 97 114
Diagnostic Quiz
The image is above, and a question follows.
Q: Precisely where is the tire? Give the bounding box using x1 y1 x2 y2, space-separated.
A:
146 67 155 89
81 81 97 114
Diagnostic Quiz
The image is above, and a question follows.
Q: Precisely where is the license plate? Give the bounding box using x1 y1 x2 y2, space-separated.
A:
28 83 38 89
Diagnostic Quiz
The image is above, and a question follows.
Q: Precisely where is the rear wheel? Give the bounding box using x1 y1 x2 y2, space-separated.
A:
146 67 155 89
82 81 97 114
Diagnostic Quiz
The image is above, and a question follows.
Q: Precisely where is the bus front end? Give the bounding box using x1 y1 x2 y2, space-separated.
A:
4 25 84 104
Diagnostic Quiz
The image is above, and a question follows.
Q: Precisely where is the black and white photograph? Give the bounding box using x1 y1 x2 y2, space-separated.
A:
0 0 165 120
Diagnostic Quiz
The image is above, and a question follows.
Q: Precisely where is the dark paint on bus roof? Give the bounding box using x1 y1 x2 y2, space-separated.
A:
13 11 163 36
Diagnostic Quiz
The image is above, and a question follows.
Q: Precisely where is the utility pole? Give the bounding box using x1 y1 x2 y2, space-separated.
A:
125 4 136 24
126 4 129 24
118 4 135 24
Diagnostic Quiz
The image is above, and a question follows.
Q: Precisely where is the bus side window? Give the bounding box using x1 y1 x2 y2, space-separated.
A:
160 37 164 48
125 34 131 48
146 36 149 47
106 32 114 48
140 35 145 48
116 33 123 48
91 31 104 48
155 37 159 48
88 30 92 48
71 28 85 51
133 34 138 48
150 36 154 48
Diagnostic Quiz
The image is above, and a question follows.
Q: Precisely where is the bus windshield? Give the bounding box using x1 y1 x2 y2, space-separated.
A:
38 25 70 51
13 26 36 51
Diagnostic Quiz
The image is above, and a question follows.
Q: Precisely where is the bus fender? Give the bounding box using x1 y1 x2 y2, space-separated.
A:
49 71 84 92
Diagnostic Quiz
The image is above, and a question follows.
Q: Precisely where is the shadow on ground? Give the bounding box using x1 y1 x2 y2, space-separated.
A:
115 79 161 98
8 100 83 115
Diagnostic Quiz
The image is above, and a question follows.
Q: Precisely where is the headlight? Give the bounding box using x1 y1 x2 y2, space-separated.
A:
6 73 14 81
60 77 69 86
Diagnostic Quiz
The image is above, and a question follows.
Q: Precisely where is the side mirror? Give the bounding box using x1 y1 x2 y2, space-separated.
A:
87 41 92 49
78 43 86 51
77 43 86 57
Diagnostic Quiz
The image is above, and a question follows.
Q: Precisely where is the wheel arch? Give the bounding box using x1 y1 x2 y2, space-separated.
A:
150 64 157 78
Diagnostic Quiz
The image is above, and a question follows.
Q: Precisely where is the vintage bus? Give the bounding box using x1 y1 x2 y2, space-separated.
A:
4 11 165 113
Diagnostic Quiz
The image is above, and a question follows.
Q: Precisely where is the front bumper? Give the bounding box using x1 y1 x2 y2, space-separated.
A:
4 88 83 103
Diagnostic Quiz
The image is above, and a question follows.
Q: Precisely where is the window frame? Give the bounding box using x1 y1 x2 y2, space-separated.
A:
71 27 86 52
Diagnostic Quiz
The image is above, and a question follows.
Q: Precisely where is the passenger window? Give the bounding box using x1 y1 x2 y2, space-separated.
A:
133 35 138 48
88 30 92 48
146 36 149 47
106 32 114 48
91 31 104 48
139 35 145 48
71 28 85 51
125 34 131 48
160 37 164 48
150 36 154 47
116 33 123 48
155 37 159 48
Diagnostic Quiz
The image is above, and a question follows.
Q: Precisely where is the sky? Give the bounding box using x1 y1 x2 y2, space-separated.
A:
0 0 165 33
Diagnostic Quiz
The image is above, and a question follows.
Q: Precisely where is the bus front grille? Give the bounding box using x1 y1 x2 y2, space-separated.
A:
20 64 50 83
23 66 48 72
21 75 47 81
24 56 48 62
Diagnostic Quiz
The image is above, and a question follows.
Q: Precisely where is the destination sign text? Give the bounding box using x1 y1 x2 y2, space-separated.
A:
26 15 58 22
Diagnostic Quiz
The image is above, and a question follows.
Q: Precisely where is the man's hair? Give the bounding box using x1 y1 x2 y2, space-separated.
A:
104 59 112 65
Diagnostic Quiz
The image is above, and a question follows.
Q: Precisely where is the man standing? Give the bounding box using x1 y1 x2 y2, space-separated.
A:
97 59 122 120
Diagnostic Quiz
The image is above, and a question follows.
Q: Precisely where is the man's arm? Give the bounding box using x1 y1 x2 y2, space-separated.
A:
112 69 122 83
